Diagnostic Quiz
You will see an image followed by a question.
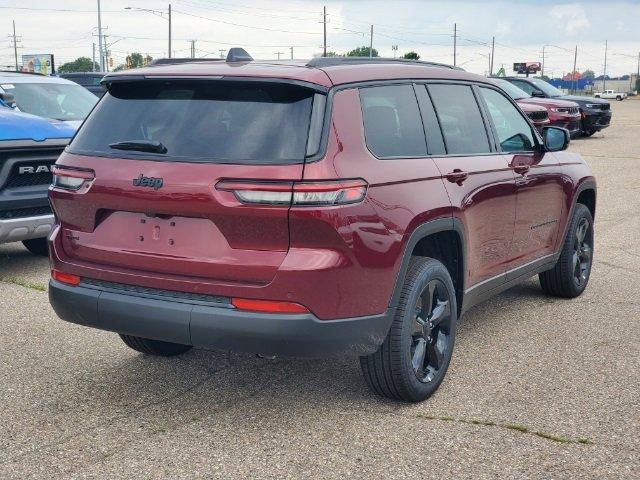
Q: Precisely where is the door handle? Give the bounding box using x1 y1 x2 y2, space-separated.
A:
446 169 469 184
513 165 530 175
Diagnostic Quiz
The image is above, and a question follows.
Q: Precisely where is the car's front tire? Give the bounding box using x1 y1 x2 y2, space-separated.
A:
539 203 594 298
360 257 457 402
119 334 193 356
21 238 48 256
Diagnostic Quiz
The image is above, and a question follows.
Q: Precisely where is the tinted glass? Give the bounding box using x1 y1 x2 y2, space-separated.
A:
70 81 315 163
493 78 531 100
360 85 427 158
529 78 564 97
509 80 533 95
479 87 535 152
7 82 97 121
428 84 491 155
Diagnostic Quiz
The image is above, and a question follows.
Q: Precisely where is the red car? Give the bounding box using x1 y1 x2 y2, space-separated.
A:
48 53 596 402
517 101 550 131
492 78 582 137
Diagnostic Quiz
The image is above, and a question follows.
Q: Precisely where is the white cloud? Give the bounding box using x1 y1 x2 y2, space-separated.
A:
550 4 591 36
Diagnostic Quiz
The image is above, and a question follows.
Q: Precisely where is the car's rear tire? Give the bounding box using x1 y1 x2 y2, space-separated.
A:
616 96 622 101
539 203 594 298
119 334 192 356
360 257 457 402
21 238 48 256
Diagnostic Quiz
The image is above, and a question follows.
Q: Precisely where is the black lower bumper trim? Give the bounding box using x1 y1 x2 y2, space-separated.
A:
49 279 393 358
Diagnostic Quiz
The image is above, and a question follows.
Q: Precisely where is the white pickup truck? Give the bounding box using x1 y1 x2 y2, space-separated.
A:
594 90 627 101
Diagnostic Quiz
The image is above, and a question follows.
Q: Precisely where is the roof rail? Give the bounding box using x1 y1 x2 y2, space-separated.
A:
147 58 224 67
306 57 462 70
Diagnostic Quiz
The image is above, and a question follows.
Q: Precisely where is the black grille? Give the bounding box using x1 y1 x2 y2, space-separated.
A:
0 144 65 191
0 205 52 220
527 111 549 121
597 104 610 111
4 161 54 188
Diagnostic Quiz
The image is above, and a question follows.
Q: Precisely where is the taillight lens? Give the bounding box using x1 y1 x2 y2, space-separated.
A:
51 270 81 286
52 165 95 191
232 298 309 314
216 179 367 207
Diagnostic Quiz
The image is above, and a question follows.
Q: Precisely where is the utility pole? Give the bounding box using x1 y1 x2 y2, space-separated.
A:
275 51 283 60
490 36 495 76
453 23 457 67
603 40 608 90
97 0 104 71
190 40 195 58
369 25 373 58
572 45 578 94
92 43 96 71
541 45 546 77
636 51 640 93
11 20 19 71
104 34 109 72
290 46 294 60
323 6 327 57
168 4 172 59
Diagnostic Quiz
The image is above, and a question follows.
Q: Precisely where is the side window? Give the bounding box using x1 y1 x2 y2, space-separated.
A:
511 80 535 96
428 84 491 155
479 87 535 153
360 85 427 158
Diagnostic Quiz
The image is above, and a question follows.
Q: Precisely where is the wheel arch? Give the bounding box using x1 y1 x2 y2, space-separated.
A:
388 218 466 317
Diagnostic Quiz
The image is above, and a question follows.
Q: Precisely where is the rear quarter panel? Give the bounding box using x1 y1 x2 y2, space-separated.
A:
297 88 452 317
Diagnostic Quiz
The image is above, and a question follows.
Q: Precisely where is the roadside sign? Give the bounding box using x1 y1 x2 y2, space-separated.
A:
21 54 55 75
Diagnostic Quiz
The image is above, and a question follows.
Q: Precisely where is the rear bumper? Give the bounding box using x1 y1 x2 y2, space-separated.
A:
0 214 54 244
49 279 393 358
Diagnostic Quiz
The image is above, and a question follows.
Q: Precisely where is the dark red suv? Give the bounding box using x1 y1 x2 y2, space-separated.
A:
48 53 596 402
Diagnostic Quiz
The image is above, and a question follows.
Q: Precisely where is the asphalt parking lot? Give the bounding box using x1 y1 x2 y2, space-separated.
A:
1 101 639 479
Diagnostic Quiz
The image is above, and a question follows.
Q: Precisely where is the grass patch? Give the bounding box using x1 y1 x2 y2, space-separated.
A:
0 277 47 292
416 414 593 446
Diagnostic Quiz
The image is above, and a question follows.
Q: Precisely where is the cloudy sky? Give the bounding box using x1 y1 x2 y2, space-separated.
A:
1 0 639 77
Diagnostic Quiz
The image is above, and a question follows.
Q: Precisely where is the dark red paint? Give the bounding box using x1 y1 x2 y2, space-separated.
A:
48 61 595 320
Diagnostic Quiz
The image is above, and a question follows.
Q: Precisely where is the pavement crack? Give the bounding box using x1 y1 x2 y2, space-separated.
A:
0 277 47 292
415 413 594 445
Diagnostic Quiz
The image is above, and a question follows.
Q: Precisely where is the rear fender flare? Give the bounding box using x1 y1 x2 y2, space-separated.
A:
388 217 466 314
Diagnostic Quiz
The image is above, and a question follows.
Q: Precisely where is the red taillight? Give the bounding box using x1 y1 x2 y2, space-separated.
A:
216 179 367 206
51 270 81 286
231 298 309 314
51 165 95 191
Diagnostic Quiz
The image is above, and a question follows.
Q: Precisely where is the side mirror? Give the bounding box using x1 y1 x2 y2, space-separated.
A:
0 91 16 108
542 126 570 152
531 90 545 98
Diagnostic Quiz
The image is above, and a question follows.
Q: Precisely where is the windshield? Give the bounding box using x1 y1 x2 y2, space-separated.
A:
529 78 565 97
4 82 97 121
493 79 531 100
69 80 317 164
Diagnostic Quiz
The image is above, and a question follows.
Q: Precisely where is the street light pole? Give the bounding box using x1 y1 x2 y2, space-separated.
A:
168 4 172 59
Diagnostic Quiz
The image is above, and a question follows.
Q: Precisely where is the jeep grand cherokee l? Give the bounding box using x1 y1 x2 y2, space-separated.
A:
492 78 581 137
48 53 596 402
501 76 611 137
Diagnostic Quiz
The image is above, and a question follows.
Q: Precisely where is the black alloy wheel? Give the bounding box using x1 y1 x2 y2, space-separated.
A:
411 279 453 384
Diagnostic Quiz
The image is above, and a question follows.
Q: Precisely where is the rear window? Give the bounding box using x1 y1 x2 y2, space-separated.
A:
69 80 318 164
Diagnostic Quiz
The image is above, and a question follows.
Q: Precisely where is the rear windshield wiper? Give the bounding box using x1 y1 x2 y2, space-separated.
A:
109 140 167 154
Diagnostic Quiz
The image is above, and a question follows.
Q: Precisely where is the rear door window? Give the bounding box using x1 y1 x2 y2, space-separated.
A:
359 85 427 158
428 84 491 155
69 80 318 164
